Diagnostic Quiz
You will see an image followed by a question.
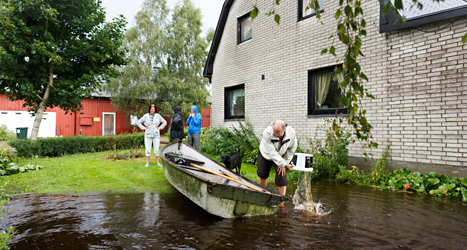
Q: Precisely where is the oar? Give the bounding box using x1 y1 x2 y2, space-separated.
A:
219 169 266 192
190 163 265 192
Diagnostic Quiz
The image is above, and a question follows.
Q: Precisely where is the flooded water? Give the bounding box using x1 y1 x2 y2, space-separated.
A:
293 172 330 216
2 181 467 249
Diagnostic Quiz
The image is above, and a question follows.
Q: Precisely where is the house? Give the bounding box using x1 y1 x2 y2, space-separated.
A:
204 0 467 176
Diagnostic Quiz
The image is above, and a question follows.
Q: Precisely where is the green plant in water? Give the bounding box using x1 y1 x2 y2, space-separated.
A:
0 181 17 249
336 151 467 200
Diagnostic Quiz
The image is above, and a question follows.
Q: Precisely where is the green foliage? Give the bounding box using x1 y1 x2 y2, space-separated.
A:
307 117 352 179
336 145 390 185
336 148 467 200
368 144 389 185
8 132 145 158
1 145 43 175
0 126 15 141
0 181 17 249
0 0 127 140
200 121 259 164
106 0 211 120
0 226 17 250
0 146 18 175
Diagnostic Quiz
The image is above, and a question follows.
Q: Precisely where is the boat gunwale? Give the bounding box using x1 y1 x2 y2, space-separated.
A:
160 141 286 199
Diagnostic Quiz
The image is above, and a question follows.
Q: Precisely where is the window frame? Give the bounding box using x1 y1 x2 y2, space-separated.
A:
237 13 252 44
102 112 116 136
298 0 325 22
307 65 348 117
224 83 245 121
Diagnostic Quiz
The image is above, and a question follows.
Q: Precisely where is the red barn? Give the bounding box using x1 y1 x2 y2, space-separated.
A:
0 93 210 138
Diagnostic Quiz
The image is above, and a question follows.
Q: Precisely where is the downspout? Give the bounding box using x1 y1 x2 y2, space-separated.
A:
74 111 77 136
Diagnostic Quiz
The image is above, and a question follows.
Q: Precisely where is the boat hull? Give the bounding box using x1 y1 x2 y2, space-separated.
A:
161 142 287 218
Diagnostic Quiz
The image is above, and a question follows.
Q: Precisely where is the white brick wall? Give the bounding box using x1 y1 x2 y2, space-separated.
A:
210 0 467 169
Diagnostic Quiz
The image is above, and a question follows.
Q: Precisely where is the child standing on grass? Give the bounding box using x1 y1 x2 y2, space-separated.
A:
137 104 167 167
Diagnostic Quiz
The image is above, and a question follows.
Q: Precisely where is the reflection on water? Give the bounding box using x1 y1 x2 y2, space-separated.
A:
2 181 467 249
293 172 330 216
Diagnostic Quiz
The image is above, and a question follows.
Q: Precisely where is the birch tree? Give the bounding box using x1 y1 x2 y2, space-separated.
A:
106 0 212 120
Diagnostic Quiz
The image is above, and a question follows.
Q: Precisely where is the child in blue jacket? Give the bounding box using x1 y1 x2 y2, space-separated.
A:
186 105 202 150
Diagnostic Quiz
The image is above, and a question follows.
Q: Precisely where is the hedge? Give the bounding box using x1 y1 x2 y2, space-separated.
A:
8 132 145 158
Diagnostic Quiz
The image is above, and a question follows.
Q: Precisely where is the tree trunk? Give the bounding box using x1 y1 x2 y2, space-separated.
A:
30 65 54 141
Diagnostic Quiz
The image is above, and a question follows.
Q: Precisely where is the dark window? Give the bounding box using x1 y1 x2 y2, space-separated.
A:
238 13 252 44
225 84 245 120
298 0 324 21
308 66 347 116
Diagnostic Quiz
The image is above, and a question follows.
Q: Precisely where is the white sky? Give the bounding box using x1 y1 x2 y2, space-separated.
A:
100 0 224 36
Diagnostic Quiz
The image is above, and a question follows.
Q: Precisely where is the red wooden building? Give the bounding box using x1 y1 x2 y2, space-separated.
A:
0 93 211 138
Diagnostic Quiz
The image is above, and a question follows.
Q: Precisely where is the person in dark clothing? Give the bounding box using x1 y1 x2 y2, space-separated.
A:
170 106 184 144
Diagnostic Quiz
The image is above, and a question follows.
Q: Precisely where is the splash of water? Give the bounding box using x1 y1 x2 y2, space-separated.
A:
293 172 330 216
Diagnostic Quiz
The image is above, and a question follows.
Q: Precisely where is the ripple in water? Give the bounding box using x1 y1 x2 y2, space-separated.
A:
293 172 330 216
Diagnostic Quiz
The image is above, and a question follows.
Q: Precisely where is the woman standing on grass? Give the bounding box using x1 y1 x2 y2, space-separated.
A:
137 104 167 167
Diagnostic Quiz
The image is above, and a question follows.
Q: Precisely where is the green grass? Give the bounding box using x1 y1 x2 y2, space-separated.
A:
1 149 279 195
2 150 175 194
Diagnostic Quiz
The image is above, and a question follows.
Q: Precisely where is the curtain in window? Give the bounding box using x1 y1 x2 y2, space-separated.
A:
316 72 333 109
230 89 245 116
241 17 252 41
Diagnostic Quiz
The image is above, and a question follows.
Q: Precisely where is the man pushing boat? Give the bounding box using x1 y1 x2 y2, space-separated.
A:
257 120 297 204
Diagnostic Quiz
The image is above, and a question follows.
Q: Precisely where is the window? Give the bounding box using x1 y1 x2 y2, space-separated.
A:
225 84 245 120
238 13 252 44
298 0 324 21
308 66 347 116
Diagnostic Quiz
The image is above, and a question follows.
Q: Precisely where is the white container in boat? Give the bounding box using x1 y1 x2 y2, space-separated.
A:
293 153 313 172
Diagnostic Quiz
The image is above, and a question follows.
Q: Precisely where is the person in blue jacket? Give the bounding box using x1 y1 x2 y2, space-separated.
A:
186 105 202 151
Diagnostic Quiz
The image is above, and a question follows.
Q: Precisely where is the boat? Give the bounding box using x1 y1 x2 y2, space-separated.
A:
160 141 288 218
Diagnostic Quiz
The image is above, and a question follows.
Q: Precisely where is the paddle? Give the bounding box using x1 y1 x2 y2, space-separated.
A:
190 163 265 192
218 169 266 193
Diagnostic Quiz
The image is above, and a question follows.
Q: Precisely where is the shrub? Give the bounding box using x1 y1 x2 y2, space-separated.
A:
8 132 145 158
307 117 352 179
0 146 17 174
0 125 15 141
200 121 260 162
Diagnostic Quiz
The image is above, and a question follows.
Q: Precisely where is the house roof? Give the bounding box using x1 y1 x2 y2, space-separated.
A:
203 0 233 81
380 0 467 32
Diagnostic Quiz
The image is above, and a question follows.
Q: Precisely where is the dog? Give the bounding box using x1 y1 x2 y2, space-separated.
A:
220 149 246 176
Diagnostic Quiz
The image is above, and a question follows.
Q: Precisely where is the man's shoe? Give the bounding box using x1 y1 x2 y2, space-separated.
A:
144 164 150 167
156 163 162 167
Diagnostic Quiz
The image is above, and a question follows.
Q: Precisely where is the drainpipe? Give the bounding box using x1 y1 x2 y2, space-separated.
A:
74 111 77 136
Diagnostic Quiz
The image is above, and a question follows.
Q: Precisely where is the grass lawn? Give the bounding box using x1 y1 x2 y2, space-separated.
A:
2 149 174 194
1 148 268 195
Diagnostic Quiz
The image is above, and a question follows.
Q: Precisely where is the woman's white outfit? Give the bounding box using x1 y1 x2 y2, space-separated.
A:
137 113 167 156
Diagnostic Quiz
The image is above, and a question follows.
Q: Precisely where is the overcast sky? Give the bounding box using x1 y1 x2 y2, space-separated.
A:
100 0 224 36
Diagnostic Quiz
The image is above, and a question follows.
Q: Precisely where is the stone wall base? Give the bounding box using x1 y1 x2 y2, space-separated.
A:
348 157 467 178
